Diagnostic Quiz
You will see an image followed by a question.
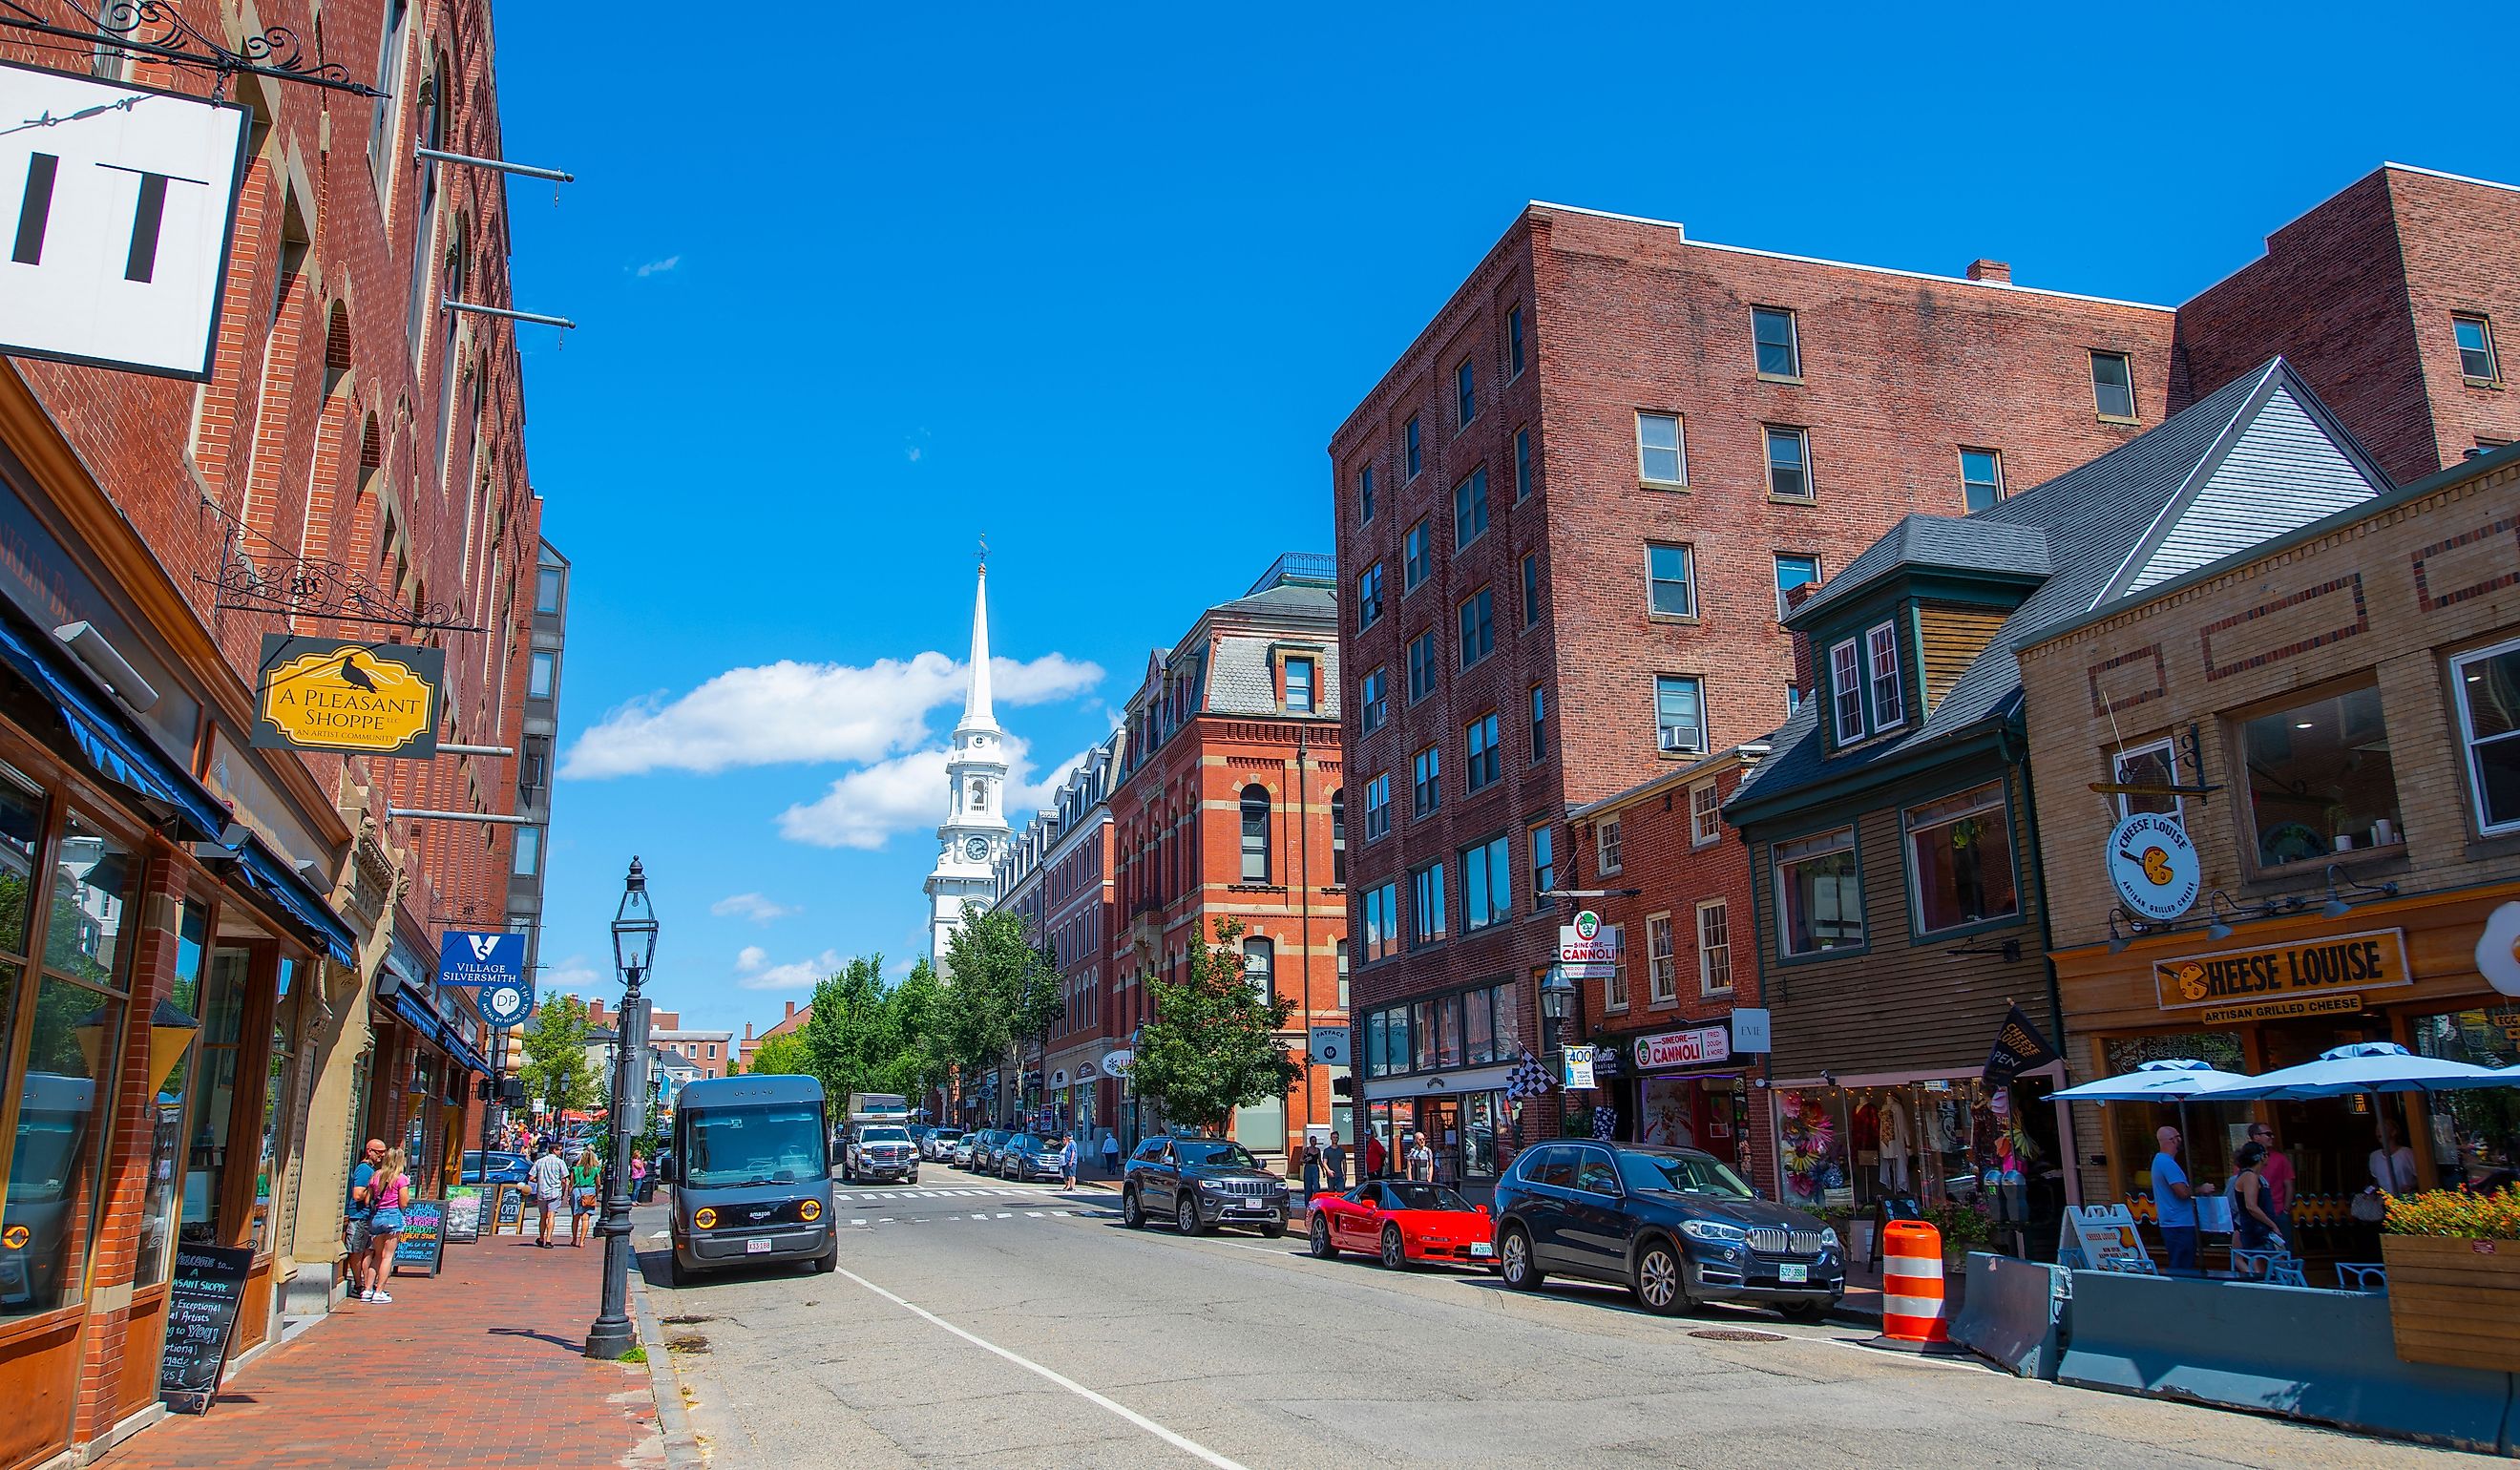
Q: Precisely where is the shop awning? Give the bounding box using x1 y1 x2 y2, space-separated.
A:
0 598 227 840
389 983 448 1049
226 831 359 967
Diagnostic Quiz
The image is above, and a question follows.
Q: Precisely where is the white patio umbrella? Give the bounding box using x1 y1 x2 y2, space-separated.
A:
2050 1058 2258 1149
2203 1042 2518 1181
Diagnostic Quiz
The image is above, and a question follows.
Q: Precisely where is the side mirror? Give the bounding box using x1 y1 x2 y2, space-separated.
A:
1478 1205 1491 1216
656 1157 676 1184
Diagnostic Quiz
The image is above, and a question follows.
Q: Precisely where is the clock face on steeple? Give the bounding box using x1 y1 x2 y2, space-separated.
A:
964 836 990 861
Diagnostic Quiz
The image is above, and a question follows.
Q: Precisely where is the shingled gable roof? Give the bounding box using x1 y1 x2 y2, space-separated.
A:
1730 357 2389 818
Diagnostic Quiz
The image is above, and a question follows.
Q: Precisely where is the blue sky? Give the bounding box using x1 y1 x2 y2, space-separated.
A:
491 3 2520 1034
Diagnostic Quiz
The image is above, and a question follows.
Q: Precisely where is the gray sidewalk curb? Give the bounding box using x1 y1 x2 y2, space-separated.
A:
631 1270 705 1470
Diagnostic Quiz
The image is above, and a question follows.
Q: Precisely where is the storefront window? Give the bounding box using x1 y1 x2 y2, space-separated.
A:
134 897 207 1290
2240 683 2402 867
2410 1008 2519 1190
0 763 40 952
4 972 118 1316
1464 986 1496 1064
1411 1000 1434 1072
2100 1031 2246 1198
180 948 249 1246
1775 828 1861 956
1774 1087 1849 1208
1904 784 2019 934
256 960 296 1252
1436 995 1463 1067
47 814 137 985
1461 1091 1502 1178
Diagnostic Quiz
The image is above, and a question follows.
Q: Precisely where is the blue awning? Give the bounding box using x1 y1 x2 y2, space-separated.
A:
227 834 360 968
389 983 447 1049
0 598 228 840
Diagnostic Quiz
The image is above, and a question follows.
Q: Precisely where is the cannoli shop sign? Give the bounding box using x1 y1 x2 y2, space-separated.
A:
252 635 443 758
2152 928 2410 1012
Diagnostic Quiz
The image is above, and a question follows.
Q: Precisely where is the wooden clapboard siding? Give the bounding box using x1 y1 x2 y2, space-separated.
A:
1754 762 2049 1080
1917 607 2009 714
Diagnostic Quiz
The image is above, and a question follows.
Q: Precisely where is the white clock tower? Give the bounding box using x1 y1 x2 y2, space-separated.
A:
925 562 1012 979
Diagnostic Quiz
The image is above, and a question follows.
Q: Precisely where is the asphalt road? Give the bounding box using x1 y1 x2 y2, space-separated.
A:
635 1164 2477 1469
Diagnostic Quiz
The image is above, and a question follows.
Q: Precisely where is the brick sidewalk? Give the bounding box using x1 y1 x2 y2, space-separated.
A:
98 1232 665 1470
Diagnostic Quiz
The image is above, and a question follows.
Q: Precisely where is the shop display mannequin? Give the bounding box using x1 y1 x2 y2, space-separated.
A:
1878 1094 1912 1190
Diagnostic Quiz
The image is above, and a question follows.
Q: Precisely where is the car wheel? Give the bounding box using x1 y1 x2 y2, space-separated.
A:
1499 1227 1544 1291
1631 1238 1687 1316
1309 1215 1338 1258
1122 1188 1144 1229
811 1241 838 1274
1176 1195 1208 1236
1258 1218 1286 1240
1380 1226 1410 1270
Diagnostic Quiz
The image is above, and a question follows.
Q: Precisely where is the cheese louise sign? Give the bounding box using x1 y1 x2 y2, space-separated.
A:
2152 928 2411 1012
252 636 443 757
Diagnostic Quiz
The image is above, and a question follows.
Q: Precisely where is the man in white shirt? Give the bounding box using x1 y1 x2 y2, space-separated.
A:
529 1142 571 1249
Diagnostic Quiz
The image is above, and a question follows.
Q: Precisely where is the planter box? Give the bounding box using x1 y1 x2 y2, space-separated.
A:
2381 1234 2520 1373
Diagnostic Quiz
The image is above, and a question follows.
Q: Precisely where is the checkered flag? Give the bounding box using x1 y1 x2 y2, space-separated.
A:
1504 1048 1551 1102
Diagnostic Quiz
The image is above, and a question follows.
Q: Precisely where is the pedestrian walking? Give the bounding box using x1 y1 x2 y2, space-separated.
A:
1301 1139 1322 1199
363 1146 410 1303
2150 1124 2212 1272
571 1151 601 1247
1059 1133 1079 1189
1101 1129 1122 1177
1323 1137 1349 1192
530 1140 570 1249
1364 1132 1387 1180
2229 1142 2286 1263
632 1150 652 1203
344 1138 385 1301
1405 1132 1434 1184
2247 1122 2294 1240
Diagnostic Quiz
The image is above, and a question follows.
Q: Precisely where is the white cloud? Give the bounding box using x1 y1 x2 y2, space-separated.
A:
734 945 844 992
634 255 681 277
711 892 796 924
776 736 1095 850
561 652 1101 779
541 953 602 997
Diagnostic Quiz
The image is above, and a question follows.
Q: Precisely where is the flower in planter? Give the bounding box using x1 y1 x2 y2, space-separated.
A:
2383 1186 2520 1240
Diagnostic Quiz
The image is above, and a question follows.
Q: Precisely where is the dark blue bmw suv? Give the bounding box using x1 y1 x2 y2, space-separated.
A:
1492 1141 1842 1320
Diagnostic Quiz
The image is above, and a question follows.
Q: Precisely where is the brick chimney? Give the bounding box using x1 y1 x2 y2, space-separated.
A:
1783 582 1822 701
1965 259 2011 284
586 997 608 1027
785 1000 797 1020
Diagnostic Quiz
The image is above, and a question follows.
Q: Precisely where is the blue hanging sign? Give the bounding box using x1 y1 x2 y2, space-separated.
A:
439 930 526 989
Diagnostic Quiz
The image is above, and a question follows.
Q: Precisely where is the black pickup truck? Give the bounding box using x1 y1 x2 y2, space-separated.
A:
1120 1135 1289 1237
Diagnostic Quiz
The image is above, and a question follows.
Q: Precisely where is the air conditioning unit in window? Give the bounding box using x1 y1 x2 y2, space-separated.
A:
1659 729 1699 754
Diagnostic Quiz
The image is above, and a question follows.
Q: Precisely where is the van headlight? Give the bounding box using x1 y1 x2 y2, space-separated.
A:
693 1207 718 1229
799 1199 823 1222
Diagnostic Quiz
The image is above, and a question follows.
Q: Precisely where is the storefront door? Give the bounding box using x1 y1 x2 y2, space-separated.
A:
1418 1100 1460 1186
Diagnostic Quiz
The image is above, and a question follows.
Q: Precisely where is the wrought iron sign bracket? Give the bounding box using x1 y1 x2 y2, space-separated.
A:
0 0 381 97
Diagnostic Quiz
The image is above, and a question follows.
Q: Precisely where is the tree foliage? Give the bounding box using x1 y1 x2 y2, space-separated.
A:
1130 916 1296 1133
746 1032 810 1078
519 992 602 1118
939 909 1060 1082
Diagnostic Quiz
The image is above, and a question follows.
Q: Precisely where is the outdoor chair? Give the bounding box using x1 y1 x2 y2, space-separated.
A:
2334 1262 2388 1292
2228 1248 2308 1285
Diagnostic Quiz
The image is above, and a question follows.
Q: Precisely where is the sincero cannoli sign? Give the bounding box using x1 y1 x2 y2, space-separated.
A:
2152 928 2409 1012
252 636 443 758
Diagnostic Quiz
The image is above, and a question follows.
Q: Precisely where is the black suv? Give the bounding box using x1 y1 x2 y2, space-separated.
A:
1121 1136 1289 1237
1492 1142 1842 1320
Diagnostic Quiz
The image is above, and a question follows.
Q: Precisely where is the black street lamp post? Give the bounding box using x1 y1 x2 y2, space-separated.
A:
585 857 659 1359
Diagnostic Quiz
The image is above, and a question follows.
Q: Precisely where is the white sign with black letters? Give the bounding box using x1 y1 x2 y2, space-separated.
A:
0 61 249 379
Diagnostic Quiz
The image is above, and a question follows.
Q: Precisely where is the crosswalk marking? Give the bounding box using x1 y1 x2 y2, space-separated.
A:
839 1208 1094 1230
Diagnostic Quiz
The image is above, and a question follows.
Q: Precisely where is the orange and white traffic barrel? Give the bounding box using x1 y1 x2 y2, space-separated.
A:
1876 1220 1951 1349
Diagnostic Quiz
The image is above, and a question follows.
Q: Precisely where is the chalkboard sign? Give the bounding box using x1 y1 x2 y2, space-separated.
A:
391 1200 445 1276
495 1186 526 1231
158 1244 252 1414
443 1187 483 1244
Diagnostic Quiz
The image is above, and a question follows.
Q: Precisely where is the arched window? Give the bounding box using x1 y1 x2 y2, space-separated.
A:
1331 788 1345 887
1243 936 1274 1004
1240 785 1270 883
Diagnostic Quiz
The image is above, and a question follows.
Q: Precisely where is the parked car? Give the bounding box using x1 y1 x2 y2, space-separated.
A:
1491 1142 1841 1320
461 1150 531 1186
842 1122 919 1185
922 1127 964 1163
559 1127 596 1164
1002 1134 1065 1183
949 1133 978 1168
1309 1179 1494 1270
1122 1135 1288 1237
996 1132 1035 1179
980 1129 1015 1175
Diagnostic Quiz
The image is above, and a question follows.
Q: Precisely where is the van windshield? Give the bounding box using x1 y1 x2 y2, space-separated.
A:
682 1103 827 1187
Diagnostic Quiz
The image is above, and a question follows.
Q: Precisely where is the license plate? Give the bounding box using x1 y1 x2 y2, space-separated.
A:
1469 1242 1495 1258
746 1238 772 1254
1779 1263 1807 1283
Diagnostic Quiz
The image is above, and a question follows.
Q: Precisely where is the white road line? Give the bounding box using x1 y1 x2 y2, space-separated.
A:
1025 1210 1044 1217
832 1265 1250 1470
850 1218 868 1226
996 1212 1013 1219
876 1217 893 1224
971 1212 987 1220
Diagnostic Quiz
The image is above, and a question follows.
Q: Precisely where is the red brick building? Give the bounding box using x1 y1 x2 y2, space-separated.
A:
736 999 812 1075
1334 165 2520 1196
0 0 549 1460
989 731 1124 1135
1109 556 1348 1161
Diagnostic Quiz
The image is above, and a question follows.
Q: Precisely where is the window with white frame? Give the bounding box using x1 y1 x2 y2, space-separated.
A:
1867 621 1903 729
2111 738 2181 819
1690 782 1722 846
1904 782 2019 934
1830 640 1864 744
1637 411 1686 486
1774 827 1861 956
1697 899 1732 994
1603 923 1628 1011
1646 913 1677 1004
2452 636 2520 835
1359 666 1388 734
1596 816 1623 874
1647 542 1695 618
1284 656 1315 713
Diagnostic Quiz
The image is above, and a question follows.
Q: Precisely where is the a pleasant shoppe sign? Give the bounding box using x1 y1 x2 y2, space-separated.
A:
2152 929 2411 1015
252 636 444 758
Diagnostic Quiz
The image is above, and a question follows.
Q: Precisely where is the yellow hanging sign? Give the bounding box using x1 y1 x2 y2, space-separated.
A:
252 635 443 757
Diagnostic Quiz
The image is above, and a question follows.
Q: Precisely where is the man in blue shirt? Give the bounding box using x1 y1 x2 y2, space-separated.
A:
2152 1124 2215 1271
344 1139 384 1301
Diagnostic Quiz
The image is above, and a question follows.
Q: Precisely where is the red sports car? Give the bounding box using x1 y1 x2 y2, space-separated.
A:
1308 1180 1496 1270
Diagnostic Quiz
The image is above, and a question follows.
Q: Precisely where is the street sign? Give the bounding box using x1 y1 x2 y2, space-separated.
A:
438 930 526 988
0 61 252 380
1559 916 1621 980
1308 1027 1350 1066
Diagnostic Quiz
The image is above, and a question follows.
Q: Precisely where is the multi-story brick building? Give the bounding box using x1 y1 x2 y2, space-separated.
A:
0 0 551 1457
992 732 1124 1136
736 998 812 1076
1334 164 2520 1198
1109 556 1349 1161
587 1001 731 1082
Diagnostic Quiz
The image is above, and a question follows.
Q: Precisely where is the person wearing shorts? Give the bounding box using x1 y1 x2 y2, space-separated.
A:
364 1146 410 1303
344 1138 385 1300
572 1153 600 1247
530 1141 570 1248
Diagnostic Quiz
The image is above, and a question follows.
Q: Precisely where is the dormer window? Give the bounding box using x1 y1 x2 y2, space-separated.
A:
1829 640 1864 744
1867 622 1904 730
1828 619 1905 746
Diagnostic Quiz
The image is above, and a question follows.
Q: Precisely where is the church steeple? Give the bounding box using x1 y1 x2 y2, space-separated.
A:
961 561 994 727
926 555 1013 980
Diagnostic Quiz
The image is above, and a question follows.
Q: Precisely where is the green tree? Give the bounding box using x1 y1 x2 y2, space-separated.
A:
1130 916 1296 1133
746 1031 811 1077
940 910 1060 1102
877 957 949 1101
519 992 602 1118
